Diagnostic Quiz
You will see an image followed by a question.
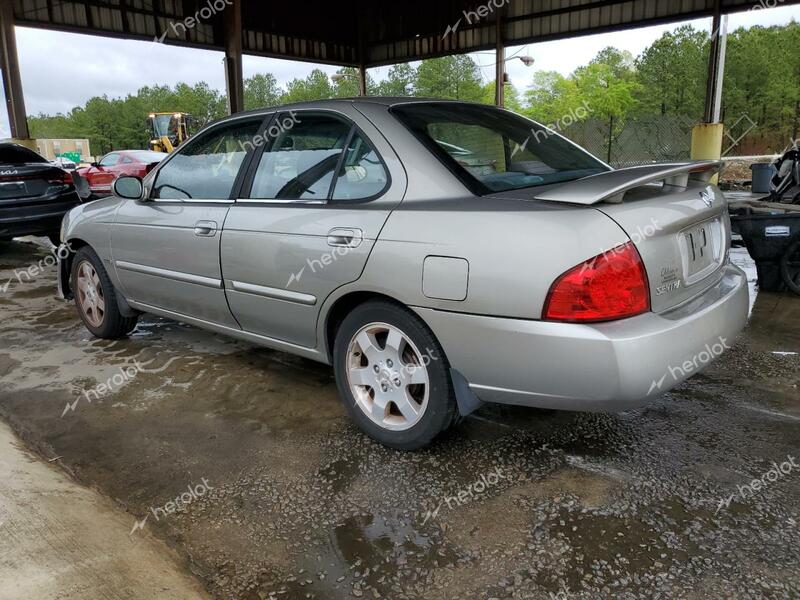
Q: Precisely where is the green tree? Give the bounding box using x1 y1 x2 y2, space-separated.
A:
479 81 523 113
282 69 335 103
591 47 636 80
29 82 226 155
523 71 580 123
573 62 640 121
376 63 417 96
723 22 800 148
415 56 484 101
330 67 379 98
635 25 708 118
244 73 283 110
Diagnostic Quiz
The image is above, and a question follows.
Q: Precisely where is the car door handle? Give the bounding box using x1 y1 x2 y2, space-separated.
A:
327 228 363 248
194 220 217 237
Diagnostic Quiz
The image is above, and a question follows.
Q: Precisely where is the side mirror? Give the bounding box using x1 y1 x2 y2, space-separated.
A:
90 162 99 168
113 176 144 200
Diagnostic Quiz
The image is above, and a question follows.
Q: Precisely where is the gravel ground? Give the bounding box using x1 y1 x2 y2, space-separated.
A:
0 237 798 600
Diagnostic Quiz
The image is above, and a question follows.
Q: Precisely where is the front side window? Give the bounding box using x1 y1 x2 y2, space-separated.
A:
152 119 262 200
391 103 608 194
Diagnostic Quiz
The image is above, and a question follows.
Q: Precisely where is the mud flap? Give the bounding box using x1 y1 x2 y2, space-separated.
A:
56 247 72 300
451 368 482 417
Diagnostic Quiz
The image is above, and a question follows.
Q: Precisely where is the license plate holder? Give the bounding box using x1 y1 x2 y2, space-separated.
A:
681 219 722 282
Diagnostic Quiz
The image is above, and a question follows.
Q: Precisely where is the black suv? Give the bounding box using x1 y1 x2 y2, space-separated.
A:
0 143 82 245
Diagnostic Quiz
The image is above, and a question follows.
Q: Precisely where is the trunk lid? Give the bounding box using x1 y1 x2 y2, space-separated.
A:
596 179 730 313
0 163 71 204
494 161 730 313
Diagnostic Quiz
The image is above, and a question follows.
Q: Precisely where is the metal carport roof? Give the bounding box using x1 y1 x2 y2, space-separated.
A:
11 0 800 67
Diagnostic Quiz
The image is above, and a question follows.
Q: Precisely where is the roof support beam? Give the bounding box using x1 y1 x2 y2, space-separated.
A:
495 11 504 108
703 3 728 124
223 0 244 115
358 65 367 97
0 1 29 139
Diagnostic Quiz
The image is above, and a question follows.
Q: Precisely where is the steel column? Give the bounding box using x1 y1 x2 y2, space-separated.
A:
358 65 367 97
0 2 29 139
703 6 728 124
223 0 244 115
495 13 504 108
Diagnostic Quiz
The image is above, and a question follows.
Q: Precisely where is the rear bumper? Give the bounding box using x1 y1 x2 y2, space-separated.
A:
0 195 80 239
413 264 749 412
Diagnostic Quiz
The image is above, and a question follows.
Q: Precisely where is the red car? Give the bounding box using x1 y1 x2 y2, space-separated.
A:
77 150 167 196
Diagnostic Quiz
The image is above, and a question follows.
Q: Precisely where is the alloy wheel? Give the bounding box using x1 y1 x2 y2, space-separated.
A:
346 322 430 431
76 260 106 328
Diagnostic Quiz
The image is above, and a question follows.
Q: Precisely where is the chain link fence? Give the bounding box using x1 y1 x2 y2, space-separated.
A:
562 114 697 168
559 113 795 168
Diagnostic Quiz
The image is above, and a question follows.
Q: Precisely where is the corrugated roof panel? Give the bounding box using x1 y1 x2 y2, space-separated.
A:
11 0 800 67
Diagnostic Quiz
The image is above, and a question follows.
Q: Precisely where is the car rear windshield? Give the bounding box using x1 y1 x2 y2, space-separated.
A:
0 145 47 165
391 103 609 194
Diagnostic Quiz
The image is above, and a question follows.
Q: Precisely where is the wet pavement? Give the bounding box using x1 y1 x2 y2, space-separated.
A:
1 237 799 599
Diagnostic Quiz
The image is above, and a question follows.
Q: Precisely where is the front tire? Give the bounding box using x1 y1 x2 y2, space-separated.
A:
333 300 458 450
71 246 138 338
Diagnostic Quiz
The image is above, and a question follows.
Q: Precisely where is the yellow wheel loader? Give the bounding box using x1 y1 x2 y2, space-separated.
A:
148 112 195 153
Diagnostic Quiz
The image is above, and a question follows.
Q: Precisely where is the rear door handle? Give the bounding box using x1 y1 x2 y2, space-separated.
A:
194 220 218 237
327 228 363 248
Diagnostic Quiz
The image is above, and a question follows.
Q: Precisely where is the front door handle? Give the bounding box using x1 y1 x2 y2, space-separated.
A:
194 220 217 237
327 228 363 248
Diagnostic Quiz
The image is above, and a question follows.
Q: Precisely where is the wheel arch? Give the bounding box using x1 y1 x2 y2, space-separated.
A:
322 290 428 363
59 237 90 299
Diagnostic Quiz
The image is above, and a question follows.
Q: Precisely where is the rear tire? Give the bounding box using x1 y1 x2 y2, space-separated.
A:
780 238 800 296
71 246 138 338
333 300 458 450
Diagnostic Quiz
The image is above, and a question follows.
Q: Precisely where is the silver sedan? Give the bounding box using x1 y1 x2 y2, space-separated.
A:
57 98 749 449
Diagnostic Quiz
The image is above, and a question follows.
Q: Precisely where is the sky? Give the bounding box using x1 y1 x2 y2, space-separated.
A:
1 3 798 140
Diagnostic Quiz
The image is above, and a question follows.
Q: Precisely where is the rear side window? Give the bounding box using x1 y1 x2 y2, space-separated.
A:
249 114 350 200
153 119 262 200
331 133 388 201
0 145 47 164
247 113 388 202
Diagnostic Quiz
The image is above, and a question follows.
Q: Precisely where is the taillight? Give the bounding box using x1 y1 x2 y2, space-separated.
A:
47 170 73 185
543 241 650 323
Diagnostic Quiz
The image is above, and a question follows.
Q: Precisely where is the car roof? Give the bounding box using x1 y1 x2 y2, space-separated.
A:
230 96 490 118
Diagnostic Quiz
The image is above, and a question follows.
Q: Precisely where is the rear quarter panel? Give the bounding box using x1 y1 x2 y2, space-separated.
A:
354 196 630 320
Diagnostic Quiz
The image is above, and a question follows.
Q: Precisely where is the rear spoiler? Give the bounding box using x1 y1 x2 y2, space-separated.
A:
535 160 723 206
